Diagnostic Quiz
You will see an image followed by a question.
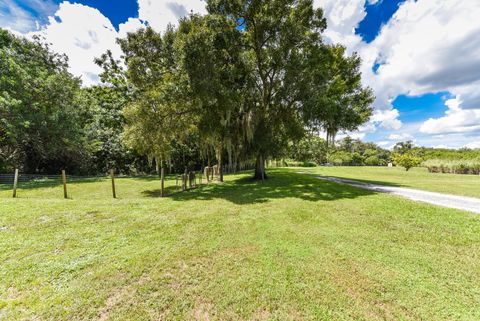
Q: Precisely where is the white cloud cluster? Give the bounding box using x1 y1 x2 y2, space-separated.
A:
420 97 480 134
138 0 207 32
314 0 480 147
313 0 365 50
21 0 207 86
28 2 126 85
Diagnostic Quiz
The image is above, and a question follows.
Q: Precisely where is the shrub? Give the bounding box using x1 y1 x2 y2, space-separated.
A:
393 153 422 171
364 156 381 166
328 151 353 166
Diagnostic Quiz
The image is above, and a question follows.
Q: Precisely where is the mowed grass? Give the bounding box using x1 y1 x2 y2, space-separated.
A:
1 169 480 320
303 166 480 198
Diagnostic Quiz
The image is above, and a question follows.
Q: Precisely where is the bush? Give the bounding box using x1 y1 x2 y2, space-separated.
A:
328 151 353 166
364 156 381 166
392 153 422 171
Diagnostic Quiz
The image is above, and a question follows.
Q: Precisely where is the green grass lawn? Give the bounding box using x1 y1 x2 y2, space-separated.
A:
1 169 479 320
301 166 480 198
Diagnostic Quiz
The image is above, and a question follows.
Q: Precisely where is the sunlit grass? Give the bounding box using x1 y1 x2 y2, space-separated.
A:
0 169 479 320
303 166 480 198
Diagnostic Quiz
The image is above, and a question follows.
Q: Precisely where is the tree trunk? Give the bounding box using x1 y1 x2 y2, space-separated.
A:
254 154 266 181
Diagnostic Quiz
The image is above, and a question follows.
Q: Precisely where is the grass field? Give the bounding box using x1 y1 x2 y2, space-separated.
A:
1 169 480 320
302 166 480 198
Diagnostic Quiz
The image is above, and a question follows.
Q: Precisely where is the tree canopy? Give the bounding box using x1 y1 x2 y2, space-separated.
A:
0 0 375 177
108 0 374 180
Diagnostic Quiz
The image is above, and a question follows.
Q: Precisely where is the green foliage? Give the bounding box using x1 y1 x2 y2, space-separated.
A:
1 1 375 176
291 136 390 166
80 85 143 173
393 142 480 175
364 155 383 166
104 1 374 180
284 160 317 167
0 29 86 173
302 45 375 145
393 140 414 154
118 26 194 163
328 150 353 166
392 153 422 171
289 134 328 164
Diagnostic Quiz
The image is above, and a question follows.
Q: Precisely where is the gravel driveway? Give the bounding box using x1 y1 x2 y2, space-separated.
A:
316 176 480 214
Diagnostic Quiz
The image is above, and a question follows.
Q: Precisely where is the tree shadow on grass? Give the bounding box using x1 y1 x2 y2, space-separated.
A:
156 169 379 205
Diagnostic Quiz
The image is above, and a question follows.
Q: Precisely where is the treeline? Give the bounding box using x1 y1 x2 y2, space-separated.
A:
288 137 480 173
0 30 202 174
1 0 376 179
289 135 391 166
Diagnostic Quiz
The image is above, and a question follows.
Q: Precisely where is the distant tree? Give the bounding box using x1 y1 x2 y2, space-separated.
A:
393 153 421 171
290 134 328 164
364 155 381 166
351 152 364 166
393 141 414 154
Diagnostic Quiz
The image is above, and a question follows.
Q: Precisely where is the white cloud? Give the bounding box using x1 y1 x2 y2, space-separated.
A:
420 97 480 134
314 0 480 145
313 0 365 50
370 109 402 130
388 133 412 141
137 0 207 32
28 2 128 86
21 0 207 86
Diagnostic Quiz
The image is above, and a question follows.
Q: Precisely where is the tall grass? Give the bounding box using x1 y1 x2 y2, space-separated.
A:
423 158 480 175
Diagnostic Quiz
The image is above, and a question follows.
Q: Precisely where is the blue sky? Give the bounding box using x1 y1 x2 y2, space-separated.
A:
1 0 480 149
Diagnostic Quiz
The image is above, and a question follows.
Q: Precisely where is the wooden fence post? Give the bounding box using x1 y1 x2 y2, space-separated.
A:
12 169 19 198
62 170 68 199
160 167 165 197
110 169 116 199
204 166 209 183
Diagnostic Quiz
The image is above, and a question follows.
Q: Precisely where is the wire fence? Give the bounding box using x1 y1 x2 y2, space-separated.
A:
0 162 257 200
